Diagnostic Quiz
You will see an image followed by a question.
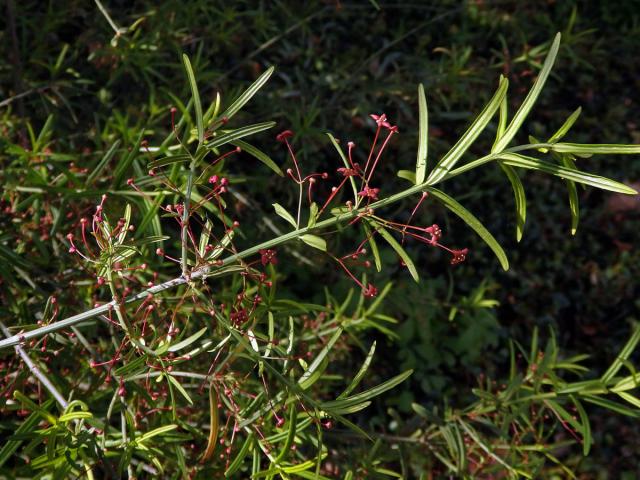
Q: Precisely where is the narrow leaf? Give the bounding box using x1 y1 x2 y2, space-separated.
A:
415 83 428 184
499 153 638 194
549 107 582 143
200 383 219 462
217 66 275 122
86 140 121 185
493 33 561 152
182 54 204 147
499 163 527 241
427 75 508 185
231 139 283 176
551 143 640 155
205 122 276 150
298 328 342 389
426 187 509 270
373 223 419 282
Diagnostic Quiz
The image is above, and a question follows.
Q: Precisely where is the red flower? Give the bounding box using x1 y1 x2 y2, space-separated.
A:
450 248 469 265
357 186 380 200
259 249 278 266
363 283 378 298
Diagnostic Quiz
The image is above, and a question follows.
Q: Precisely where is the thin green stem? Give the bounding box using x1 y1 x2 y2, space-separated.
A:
181 160 196 277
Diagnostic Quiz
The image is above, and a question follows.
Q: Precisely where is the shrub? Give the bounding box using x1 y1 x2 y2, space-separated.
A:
1 29 639 479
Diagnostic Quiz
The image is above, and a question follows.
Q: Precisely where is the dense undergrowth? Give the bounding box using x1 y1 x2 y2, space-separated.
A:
1 2 640 478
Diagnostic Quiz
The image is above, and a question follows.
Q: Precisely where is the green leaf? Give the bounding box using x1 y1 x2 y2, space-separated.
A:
560 155 580 235
182 54 204 147
397 170 416 184
138 424 179 443
499 153 638 194
499 163 527 241
415 83 428 184
427 75 508 185
148 153 191 170
273 203 297 228
231 139 283 176
602 323 640 384
583 395 640 418
425 187 509 270
299 234 327 251
298 328 342 389
168 327 208 352
321 369 413 411
362 222 381 272
274 403 298 463
372 223 419 282
225 434 252 476
58 411 93 422
0 400 53 468
337 342 376 399
571 396 592 456
217 66 274 122
549 107 582 143
493 33 561 152
205 122 276 150
327 132 358 199
550 143 640 155
86 140 121 186
307 202 319 228
166 375 194 405
113 130 144 187
491 95 508 152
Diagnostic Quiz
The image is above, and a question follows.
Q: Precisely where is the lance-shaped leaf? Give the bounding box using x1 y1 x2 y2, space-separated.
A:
231 139 283 176
206 122 276 150
493 33 561 152
373 223 419 282
415 83 429 184
86 139 121 186
498 153 637 194
499 163 527 242
217 66 274 123
550 143 640 155
425 187 509 271
426 75 508 185
321 369 413 412
299 234 327 251
182 54 204 147
272 203 297 228
148 153 191 170
298 329 342 390
549 106 582 143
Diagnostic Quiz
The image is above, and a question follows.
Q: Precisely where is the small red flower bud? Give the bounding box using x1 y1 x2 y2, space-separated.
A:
276 130 294 142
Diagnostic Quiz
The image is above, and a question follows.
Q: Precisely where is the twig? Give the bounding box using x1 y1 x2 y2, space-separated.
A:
0 320 68 409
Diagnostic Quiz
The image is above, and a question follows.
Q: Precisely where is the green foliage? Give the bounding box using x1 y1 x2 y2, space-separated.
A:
1 2 640 478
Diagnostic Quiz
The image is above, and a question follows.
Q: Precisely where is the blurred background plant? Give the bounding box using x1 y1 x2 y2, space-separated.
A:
1 1 640 478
